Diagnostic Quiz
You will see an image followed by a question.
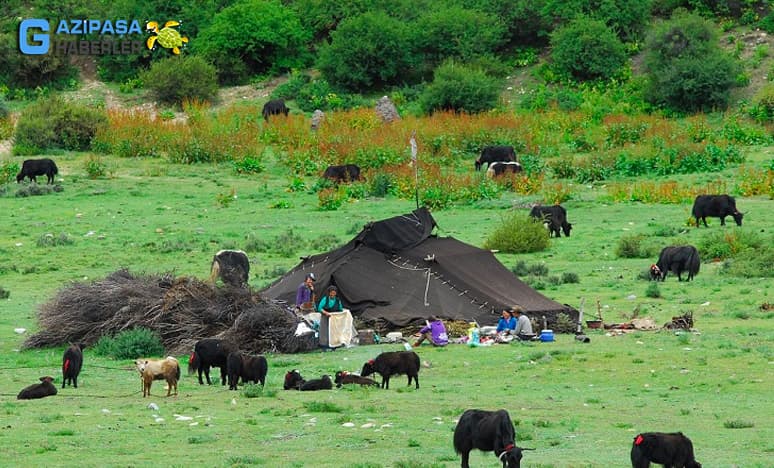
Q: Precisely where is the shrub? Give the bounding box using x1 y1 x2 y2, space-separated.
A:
721 247 774 278
748 83 774 123
483 212 549 254
140 56 218 105
1 161 19 184
645 282 661 298
0 286 8 299
0 32 76 90
233 156 264 174
84 154 107 179
561 272 580 284
295 79 365 112
550 17 627 82
271 70 311 100
14 96 107 152
317 12 417 91
197 0 311 84
615 234 651 258
36 233 73 247
369 173 394 197
699 230 767 261
643 11 740 112
91 327 165 360
419 61 501 114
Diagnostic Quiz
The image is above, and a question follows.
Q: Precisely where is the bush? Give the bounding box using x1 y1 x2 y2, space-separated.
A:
643 11 740 112
420 61 501 114
271 70 311 100
295 79 366 112
483 212 549 254
84 155 108 179
369 173 394 197
197 0 311 84
0 286 8 299
36 232 73 247
748 83 774 123
645 282 661 298
721 247 774 278
14 96 107 151
615 234 652 258
549 16 627 82
317 12 418 91
561 272 580 284
0 32 76 90
699 230 767 261
1 161 19 184
140 56 218 105
92 327 165 360
233 156 264 174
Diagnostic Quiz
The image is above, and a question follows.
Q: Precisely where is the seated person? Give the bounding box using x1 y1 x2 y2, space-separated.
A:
496 309 516 334
414 315 449 347
512 306 535 340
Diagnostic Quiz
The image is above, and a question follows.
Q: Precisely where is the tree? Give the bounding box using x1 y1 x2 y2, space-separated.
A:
550 17 627 82
420 60 501 114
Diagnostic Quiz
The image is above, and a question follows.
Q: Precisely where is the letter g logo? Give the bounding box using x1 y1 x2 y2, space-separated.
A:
19 19 50 55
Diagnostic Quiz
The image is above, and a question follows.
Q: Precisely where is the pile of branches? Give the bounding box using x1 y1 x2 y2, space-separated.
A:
23 269 317 355
664 311 694 330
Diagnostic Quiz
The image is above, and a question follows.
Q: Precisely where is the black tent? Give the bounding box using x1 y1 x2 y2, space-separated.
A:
261 208 578 329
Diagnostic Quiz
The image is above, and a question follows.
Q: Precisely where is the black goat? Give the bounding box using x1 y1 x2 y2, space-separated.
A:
17 376 58 400
283 369 306 390
631 432 702 468
360 351 420 390
62 343 83 388
300 374 333 391
334 371 379 388
453 409 532 468
188 338 237 385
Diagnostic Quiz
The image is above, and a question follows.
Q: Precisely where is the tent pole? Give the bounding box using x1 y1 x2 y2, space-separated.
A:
410 130 419 210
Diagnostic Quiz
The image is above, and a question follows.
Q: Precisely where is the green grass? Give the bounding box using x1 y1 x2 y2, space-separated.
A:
0 152 772 467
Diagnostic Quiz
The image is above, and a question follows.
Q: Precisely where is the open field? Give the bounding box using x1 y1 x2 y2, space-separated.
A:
0 151 772 467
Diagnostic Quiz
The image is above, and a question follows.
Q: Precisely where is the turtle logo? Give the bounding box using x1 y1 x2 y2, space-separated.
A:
146 20 188 54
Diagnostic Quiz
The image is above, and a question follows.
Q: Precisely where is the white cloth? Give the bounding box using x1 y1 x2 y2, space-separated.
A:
326 309 357 348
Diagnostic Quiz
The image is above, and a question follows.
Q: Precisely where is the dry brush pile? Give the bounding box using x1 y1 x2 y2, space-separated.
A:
22 269 316 355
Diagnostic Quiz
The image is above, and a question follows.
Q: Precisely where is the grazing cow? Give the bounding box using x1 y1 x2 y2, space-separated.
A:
334 371 379 388
188 338 237 385
283 369 306 390
322 164 361 183
135 356 180 397
453 409 532 468
226 351 268 390
631 432 702 468
691 194 743 228
17 376 58 400
16 158 59 184
62 343 83 389
529 205 572 238
649 264 662 281
475 146 516 171
360 351 420 390
210 250 250 288
262 99 289 121
653 246 700 282
486 161 523 179
300 374 333 391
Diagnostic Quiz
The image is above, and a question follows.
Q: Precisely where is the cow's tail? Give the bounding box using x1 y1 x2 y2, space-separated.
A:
188 351 199 375
689 248 700 275
51 160 59 175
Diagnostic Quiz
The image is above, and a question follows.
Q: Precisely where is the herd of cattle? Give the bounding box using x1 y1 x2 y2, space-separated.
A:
15 341 705 467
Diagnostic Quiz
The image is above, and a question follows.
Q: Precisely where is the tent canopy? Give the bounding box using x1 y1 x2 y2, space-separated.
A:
261 208 577 329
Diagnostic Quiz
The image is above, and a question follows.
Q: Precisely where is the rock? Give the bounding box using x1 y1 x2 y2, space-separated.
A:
147 403 159 411
311 109 325 131
375 96 400 123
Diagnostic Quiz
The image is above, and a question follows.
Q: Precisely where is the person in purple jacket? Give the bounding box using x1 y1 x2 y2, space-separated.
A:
295 273 316 313
413 315 448 347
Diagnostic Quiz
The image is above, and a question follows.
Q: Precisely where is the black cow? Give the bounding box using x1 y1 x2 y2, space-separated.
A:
475 146 516 171
653 246 700 282
226 352 268 390
283 369 306 390
188 338 237 385
62 343 83 389
322 164 361 183
361 351 420 390
210 250 250 287
300 374 333 391
17 158 59 184
334 371 379 388
691 194 743 228
529 205 572 237
486 161 522 178
17 376 58 400
453 409 532 468
631 432 702 468
262 99 289 121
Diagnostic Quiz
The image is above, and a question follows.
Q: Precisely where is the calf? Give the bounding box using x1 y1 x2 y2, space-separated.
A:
16 158 59 184
17 376 58 400
475 146 515 171
334 371 379 388
135 356 180 397
529 205 572 237
188 338 237 385
631 432 702 468
300 374 333 391
210 250 250 288
62 343 83 389
262 98 289 121
360 351 420 390
653 246 700 282
486 161 522 178
283 369 306 390
226 351 268 390
323 164 361 183
691 194 743 228
453 409 532 468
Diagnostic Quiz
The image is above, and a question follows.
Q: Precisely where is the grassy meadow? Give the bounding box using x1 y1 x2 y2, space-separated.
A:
0 144 772 467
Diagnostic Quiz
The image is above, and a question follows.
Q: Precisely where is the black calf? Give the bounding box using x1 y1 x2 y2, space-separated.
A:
631 432 702 468
62 343 83 388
